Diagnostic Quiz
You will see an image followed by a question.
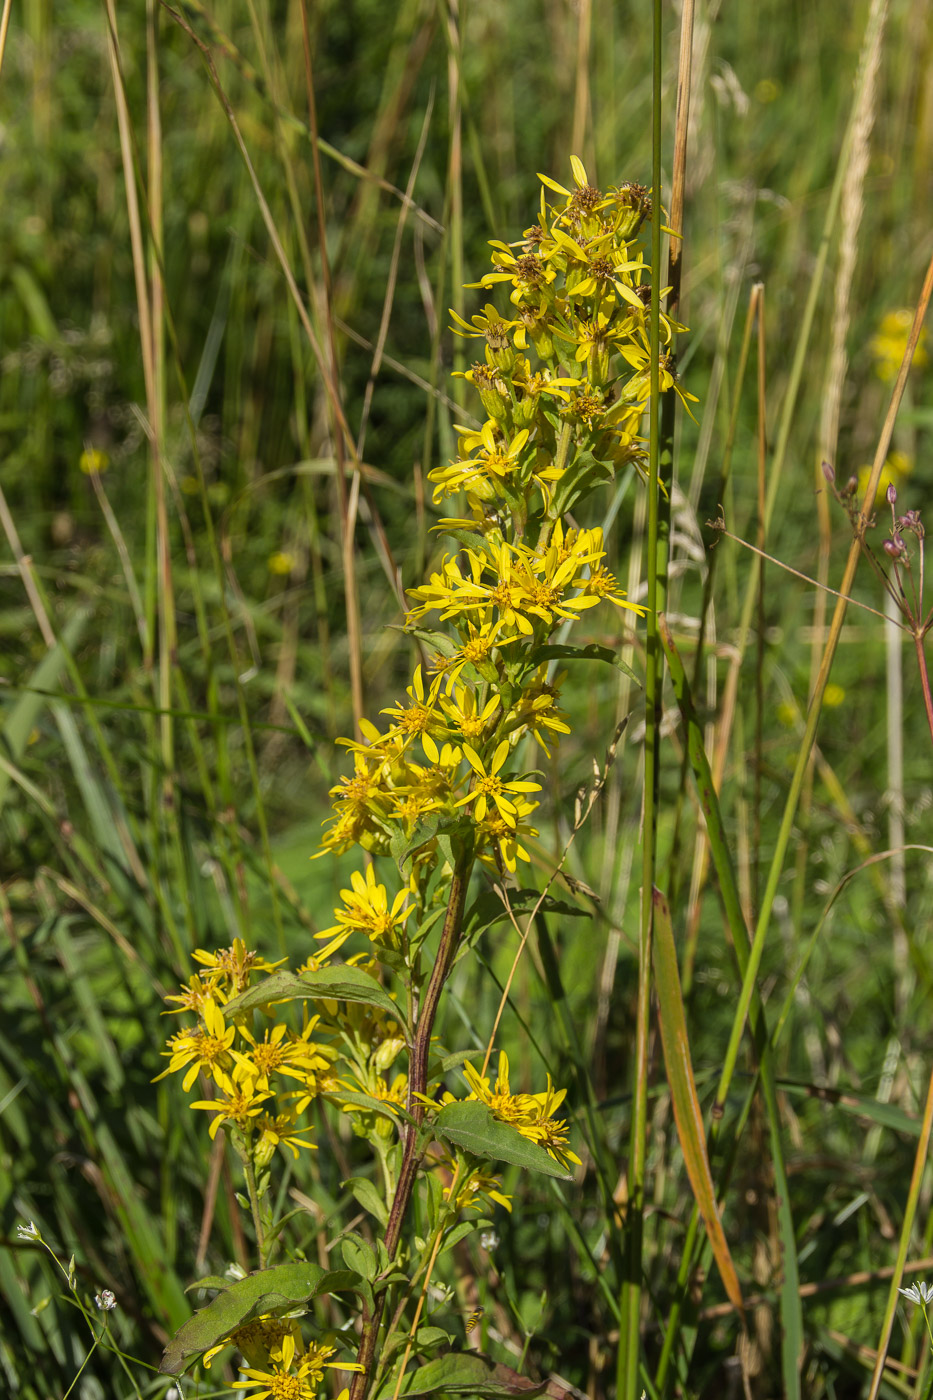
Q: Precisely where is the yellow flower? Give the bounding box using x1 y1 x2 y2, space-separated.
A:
203 1313 303 1370
253 1109 317 1161
232 1332 361 1399
154 998 236 1091
190 1061 272 1139
232 1016 333 1089
380 665 443 744
315 864 413 953
454 739 541 826
191 940 287 998
438 1151 512 1214
870 310 928 383
268 551 296 576
440 685 501 743
475 797 539 873
79 447 109 475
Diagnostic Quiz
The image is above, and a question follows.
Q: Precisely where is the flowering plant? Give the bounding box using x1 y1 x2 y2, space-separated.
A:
154 158 689 1399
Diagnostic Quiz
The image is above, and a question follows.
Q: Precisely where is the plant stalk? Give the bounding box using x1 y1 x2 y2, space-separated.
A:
349 855 472 1400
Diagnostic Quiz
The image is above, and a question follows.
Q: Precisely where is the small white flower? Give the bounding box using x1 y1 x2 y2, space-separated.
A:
95 1289 117 1311
899 1280 933 1305
480 1230 499 1251
16 1221 40 1241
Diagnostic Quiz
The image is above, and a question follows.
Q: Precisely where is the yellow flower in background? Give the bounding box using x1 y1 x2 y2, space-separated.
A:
79 447 108 475
870 310 928 383
268 550 296 575
857 449 912 509
823 683 845 708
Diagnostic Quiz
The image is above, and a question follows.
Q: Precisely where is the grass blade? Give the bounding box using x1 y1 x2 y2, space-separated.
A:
651 887 743 1314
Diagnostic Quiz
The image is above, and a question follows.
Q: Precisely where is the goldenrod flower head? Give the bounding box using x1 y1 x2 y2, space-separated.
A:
454 739 541 826
203 1313 302 1371
232 1330 362 1398
189 1060 272 1139
316 864 413 954
192 939 286 998
154 997 236 1091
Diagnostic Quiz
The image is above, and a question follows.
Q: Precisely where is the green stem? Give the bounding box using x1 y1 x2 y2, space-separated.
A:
349 854 473 1400
618 4 663 1395
241 1151 267 1269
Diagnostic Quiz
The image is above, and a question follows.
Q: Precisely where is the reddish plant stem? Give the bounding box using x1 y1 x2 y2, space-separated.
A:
348 855 472 1400
914 628 933 749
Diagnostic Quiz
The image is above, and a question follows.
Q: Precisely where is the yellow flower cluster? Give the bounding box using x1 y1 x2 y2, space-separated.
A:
155 939 337 1162
449 1052 582 1175
205 1317 361 1399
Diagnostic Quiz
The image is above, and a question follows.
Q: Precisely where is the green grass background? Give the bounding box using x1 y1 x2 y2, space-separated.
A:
1 0 932 1396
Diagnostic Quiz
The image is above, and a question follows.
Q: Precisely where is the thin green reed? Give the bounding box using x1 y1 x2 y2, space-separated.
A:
617 0 664 1394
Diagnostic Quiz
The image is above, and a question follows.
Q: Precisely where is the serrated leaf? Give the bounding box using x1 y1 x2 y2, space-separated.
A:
379 1351 549 1398
434 1101 571 1180
160 1264 361 1375
225 967 408 1034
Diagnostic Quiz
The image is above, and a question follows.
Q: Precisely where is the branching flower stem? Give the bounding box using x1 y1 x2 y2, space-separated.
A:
349 853 473 1400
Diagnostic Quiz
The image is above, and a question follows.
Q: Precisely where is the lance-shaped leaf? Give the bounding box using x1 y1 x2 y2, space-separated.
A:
160 1263 361 1374
434 1101 571 1180
378 1351 549 1398
225 966 408 1034
651 888 744 1315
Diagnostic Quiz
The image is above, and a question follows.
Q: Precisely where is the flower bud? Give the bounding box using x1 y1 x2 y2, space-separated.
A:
887 482 898 505
821 461 835 483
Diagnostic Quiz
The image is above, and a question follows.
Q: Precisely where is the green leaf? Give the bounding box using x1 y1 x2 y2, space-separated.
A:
0 608 89 814
439 1220 477 1255
345 1176 389 1228
225 967 408 1034
379 1351 549 1397
390 813 471 869
160 1264 361 1375
414 1325 453 1350
341 1235 377 1283
184 1275 231 1294
527 642 638 684
549 449 615 517
399 626 459 659
441 528 491 554
334 1089 413 1127
434 1101 571 1180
